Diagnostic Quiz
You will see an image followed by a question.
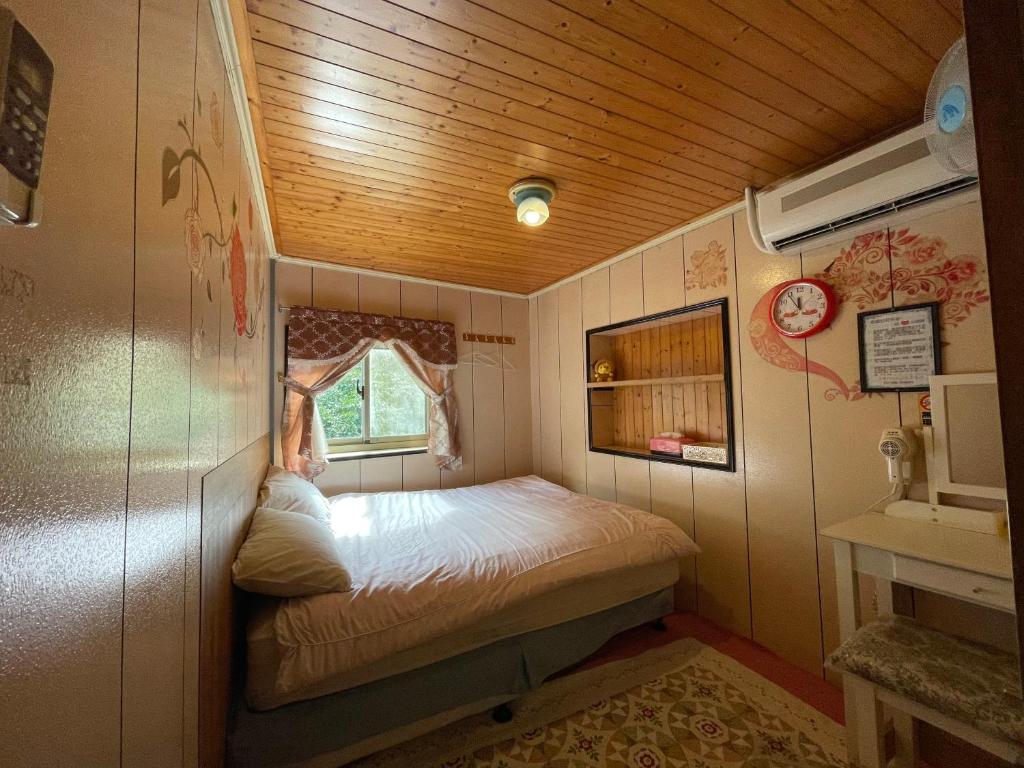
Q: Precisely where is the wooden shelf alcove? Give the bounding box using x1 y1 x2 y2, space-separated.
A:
585 298 735 472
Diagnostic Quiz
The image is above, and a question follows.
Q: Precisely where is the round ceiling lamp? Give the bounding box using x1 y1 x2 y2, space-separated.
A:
508 178 556 227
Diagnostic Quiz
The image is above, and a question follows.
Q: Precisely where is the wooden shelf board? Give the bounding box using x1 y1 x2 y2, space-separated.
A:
586 374 724 389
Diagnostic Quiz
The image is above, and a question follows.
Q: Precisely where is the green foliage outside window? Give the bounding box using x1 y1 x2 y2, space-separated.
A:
317 349 427 443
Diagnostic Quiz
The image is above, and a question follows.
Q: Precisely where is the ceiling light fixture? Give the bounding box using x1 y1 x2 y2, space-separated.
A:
508 178 556 227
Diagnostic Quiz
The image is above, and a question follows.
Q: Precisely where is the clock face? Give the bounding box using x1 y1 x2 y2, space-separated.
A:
769 279 836 338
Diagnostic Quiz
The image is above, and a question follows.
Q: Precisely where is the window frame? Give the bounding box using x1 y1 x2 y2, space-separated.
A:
320 350 429 455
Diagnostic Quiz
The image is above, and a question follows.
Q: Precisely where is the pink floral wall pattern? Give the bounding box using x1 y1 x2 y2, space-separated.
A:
748 229 990 400
685 240 728 290
161 110 266 349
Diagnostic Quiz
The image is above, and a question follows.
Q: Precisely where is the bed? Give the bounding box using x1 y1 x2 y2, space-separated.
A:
218 474 697 767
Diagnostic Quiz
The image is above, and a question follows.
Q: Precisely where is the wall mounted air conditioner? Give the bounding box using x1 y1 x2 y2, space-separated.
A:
745 125 977 255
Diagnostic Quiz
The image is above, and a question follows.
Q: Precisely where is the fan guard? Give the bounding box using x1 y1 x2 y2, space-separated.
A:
924 37 977 174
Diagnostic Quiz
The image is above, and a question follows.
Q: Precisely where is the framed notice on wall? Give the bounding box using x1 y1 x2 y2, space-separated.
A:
858 302 942 393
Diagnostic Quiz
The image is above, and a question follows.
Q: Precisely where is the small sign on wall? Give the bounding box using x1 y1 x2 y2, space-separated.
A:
857 302 942 392
463 333 515 345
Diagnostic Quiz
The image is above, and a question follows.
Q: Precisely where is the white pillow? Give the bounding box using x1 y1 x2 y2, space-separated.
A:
258 465 331 523
232 507 353 597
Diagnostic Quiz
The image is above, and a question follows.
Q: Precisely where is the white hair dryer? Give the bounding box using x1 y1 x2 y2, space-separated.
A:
878 427 915 498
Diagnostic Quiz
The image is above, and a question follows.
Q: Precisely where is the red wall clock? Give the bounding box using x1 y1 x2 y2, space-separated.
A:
769 278 837 339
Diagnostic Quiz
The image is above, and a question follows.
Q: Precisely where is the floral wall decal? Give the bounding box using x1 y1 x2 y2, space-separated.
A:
161 118 265 340
748 229 990 401
685 239 728 290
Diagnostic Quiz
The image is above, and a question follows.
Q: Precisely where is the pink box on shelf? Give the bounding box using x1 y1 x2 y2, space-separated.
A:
649 434 695 456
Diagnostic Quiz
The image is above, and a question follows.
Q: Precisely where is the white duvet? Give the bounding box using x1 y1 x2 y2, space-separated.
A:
263 475 699 702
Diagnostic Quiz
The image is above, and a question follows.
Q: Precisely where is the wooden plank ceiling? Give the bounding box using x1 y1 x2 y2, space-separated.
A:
236 0 963 294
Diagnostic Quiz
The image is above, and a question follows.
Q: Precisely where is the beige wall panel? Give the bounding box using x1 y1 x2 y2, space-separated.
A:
312 269 358 310
559 281 588 493
581 268 616 500
802 230 901 658
360 456 404 492
683 214 751 637
273 263 312 464
502 297 534 478
642 236 686 314
0 1 137 763
650 461 697 612
401 282 441 491
358 273 402 315
734 211 821 673
609 252 645 323
615 455 651 511
538 289 563 484
581 268 611 332
314 460 361 496
124 2 200 764
471 293 507 484
529 297 542 473
438 287 476 488
587 452 618 501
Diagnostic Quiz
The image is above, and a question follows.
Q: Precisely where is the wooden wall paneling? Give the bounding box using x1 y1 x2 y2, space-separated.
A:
471 292 506 483
559 281 588 492
615 455 651 512
438 287 476 488
582 269 617 500
198 435 269 768
186 3 232 761
225 85 249 459
307 269 361 496
529 296 542 476
401 281 442 491
650 461 697 612
538 289 563 484
734 210 822 674
273 262 312 465
312 267 359 309
358 274 402 490
357 273 401 315
802 230 900 659
642 237 686 315
501 297 534 478
609 253 645 324
682 214 752 637
123 2 197 764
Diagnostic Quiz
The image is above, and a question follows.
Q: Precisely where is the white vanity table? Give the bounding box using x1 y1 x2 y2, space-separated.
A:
822 512 1014 766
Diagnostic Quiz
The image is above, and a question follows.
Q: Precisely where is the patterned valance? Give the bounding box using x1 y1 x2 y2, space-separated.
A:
281 305 461 478
287 306 457 368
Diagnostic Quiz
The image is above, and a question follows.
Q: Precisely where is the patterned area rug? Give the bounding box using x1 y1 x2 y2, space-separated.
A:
353 638 847 768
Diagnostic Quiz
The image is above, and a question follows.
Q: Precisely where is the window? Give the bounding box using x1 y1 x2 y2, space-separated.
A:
317 348 428 456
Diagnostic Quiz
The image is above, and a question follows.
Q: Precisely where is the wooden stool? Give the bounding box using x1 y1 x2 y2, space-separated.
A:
827 616 1024 766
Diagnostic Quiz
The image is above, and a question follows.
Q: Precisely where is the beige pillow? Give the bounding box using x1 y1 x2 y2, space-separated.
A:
232 507 353 597
258 465 332 523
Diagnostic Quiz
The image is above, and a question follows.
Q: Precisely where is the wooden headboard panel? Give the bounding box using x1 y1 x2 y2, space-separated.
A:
199 434 270 768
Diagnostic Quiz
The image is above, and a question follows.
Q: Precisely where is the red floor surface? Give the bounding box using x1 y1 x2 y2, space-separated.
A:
576 611 846 725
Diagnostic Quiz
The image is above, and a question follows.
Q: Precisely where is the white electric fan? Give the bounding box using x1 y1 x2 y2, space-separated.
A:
924 36 977 174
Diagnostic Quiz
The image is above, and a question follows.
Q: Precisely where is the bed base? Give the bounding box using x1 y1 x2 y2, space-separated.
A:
228 587 673 768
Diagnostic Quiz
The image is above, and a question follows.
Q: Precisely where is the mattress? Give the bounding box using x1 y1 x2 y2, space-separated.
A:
246 475 697 710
